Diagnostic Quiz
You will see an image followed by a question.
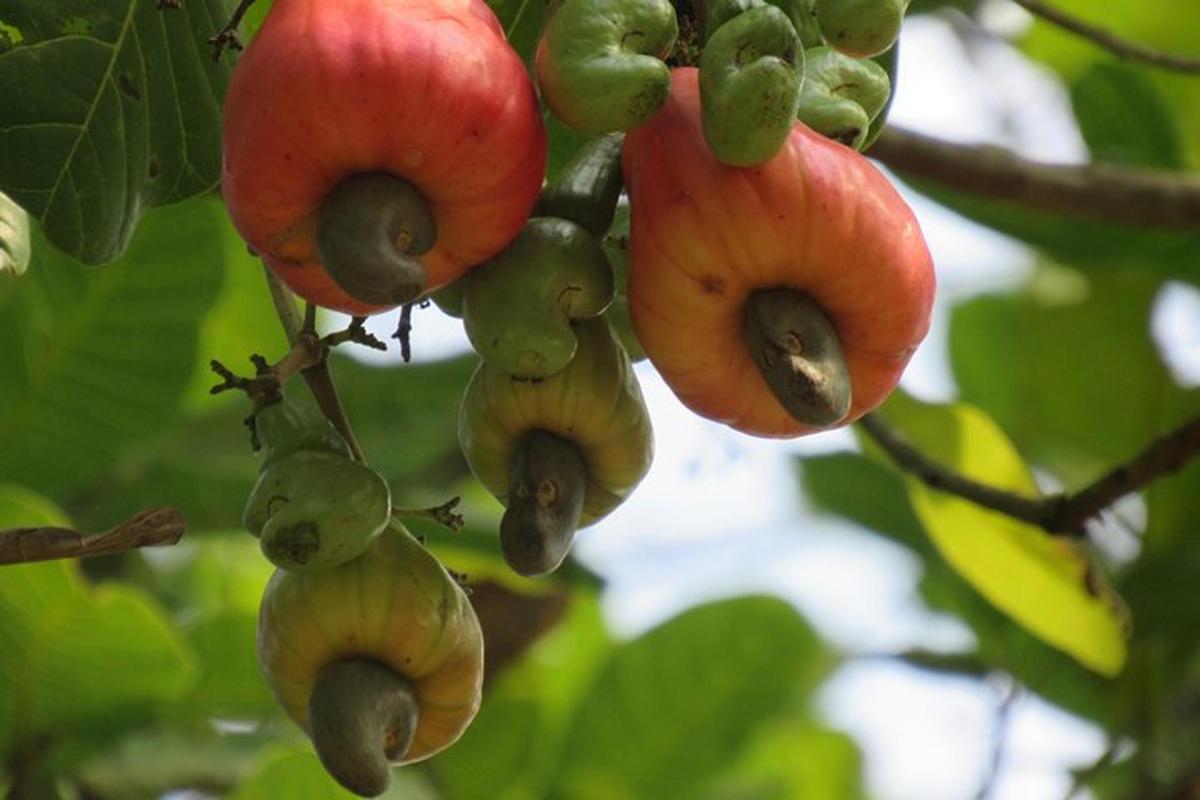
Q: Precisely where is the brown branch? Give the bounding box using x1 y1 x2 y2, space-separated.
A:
0 508 185 566
868 126 1200 230
858 413 1200 536
209 0 259 61
262 267 367 464
1011 0 1200 74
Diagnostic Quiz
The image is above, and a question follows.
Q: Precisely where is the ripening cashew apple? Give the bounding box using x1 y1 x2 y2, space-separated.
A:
258 522 483 797
459 318 653 576
535 0 679 134
457 136 623 378
622 68 934 437
243 398 391 571
221 0 547 313
814 0 905 58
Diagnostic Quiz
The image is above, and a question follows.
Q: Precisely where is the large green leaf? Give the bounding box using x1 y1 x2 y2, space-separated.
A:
704 722 865 800
0 196 226 494
552 596 829 799
0 191 30 277
865 393 1129 676
799 453 1117 724
0 484 196 755
949 268 1197 482
1070 63 1183 170
431 592 611 799
0 0 234 264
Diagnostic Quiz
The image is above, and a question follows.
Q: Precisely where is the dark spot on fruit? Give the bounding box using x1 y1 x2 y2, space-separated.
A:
117 73 141 101
148 157 162 180
696 273 725 295
270 521 320 565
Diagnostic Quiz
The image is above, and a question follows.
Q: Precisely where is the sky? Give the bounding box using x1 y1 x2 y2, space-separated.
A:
339 5 1200 797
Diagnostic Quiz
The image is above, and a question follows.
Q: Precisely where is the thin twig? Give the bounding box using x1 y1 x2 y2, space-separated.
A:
393 497 464 533
1010 0 1200 74
262 267 368 464
975 679 1019 800
858 413 1200 536
393 302 416 362
209 0 259 61
868 126 1200 229
0 508 186 566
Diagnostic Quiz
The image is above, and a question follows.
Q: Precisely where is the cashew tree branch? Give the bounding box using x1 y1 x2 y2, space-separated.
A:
857 413 1200 536
1010 0 1200 74
0 507 186 566
868 126 1200 229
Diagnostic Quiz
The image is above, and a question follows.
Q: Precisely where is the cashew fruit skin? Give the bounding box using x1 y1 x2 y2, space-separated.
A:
243 451 392 571
459 317 653 525
815 0 904 58
255 395 352 470
699 5 804 166
257 522 484 765
622 68 935 437
462 217 614 379
535 0 679 133
222 0 547 312
795 46 891 151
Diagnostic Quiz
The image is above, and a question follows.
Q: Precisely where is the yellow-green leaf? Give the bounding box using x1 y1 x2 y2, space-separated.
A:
864 392 1130 676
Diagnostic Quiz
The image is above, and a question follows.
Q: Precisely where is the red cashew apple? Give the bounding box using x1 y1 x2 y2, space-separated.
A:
222 0 547 313
623 67 935 437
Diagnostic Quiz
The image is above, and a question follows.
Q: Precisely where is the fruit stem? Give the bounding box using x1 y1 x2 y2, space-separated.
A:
501 429 588 576
308 658 419 798
743 288 852 427
317 174 436 307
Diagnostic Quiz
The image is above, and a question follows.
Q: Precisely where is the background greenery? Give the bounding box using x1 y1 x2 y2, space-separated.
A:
0 0 1198 797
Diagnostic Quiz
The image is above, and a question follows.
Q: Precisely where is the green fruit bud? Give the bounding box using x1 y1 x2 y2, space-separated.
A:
795 45 891 150
700 5 804 166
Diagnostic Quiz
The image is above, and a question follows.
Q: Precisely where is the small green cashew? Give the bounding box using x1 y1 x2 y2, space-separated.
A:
462 218 614 378
814 0 904 58
430 280 465 319
795 45 891 151
700 5 804 166
535 0 679 134
254 394 352 469
243 451 392 571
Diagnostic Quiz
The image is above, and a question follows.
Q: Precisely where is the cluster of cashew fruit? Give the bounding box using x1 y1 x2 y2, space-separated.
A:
244 397 483 797
219 0 932 792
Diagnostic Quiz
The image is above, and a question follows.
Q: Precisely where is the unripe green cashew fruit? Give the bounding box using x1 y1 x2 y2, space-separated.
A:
458 135 625 379
795 46 891 151
258 523 483 796
815 0 904 58
461 219 614 378
862 40 898 151
700 4 804 166
536 0 679 134
254 395 352 469
243 451 392 571
459 318 653 576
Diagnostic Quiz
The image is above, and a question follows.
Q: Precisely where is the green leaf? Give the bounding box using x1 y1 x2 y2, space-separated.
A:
1070 63 1183 169
230 748 438 800
949 268 1200 483
799 453 1118 724
0 196 226 494
0 485 197 756
430 592 611 799
0 0 234 263
552 596 829 799
705 722 865 800
0 191 30 277
490 0 545 66
867 392 1130 676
